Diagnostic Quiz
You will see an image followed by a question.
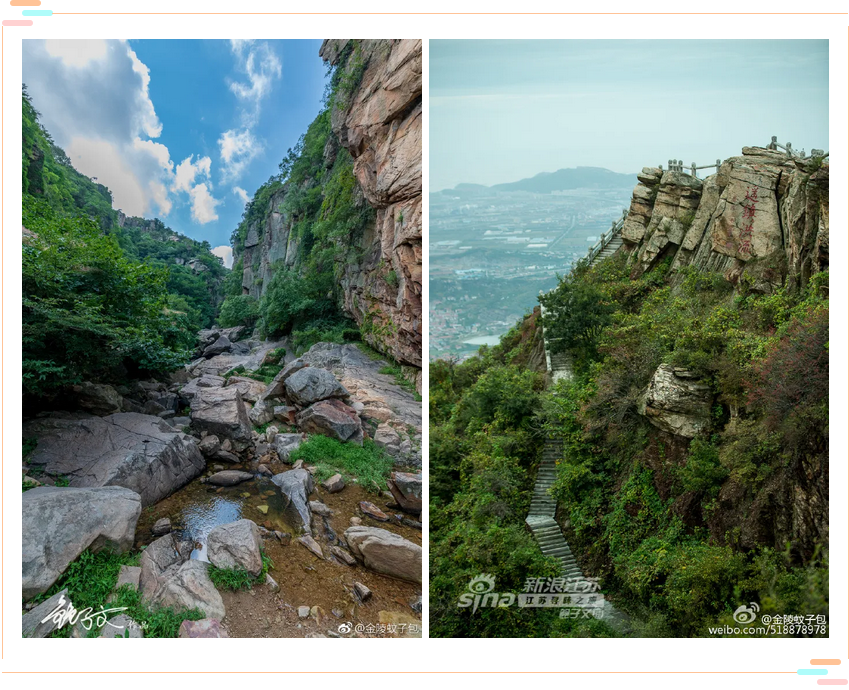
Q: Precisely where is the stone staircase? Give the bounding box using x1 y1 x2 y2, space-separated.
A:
590 234 624 265
526 438 584 580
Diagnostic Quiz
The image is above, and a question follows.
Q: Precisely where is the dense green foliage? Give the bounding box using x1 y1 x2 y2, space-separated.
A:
431 251 828 638
22 88 226 401
219 43 373 353
288 435 394 492
429 318 618 637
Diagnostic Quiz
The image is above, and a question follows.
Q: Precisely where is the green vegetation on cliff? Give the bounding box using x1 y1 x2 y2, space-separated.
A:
219 43 374 353
430 251 828 638
22 88 226 400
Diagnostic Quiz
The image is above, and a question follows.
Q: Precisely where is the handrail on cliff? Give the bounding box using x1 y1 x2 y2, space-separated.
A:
586 208 628 264
767 136 827 161
664 159 722 178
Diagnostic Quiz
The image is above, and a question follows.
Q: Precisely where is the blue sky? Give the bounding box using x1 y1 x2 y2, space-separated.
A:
23 39 328 265
431 40 829 191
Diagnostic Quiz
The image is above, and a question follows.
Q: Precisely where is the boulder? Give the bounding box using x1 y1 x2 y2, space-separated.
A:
179 375 225 401
22 412 204 506
261 358 308 400
139 534 225 620
637 364 713 438
190 387 253 452
344 526 422 584
204 470 254 487
273 433 303 462
198 434 221 457
297 399 363 444
207 519 263 576
69 382 122 415
387 471 422 512
178 618 229 638
225 376 267 403
248 399 276 426
284 367 349 406
203 335 232 358
271 468 314 534
309 500 333 517
273 405 298 425
322 473 345 493
22 487 141 599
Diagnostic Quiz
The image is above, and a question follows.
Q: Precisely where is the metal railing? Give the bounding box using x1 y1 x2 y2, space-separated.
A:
586 209 628 264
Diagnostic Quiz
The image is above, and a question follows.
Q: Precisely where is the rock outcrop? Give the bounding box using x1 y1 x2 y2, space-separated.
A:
22 413 204 506
22 486 141 599
622 148 828 291
234 41 422 377
637 365 713 438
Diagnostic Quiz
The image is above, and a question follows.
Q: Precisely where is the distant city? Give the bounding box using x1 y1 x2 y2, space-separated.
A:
430 168 635 360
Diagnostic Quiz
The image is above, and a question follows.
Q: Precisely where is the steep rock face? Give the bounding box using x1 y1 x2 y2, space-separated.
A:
622 147 829 292
322 39 422 370
234 40 422 374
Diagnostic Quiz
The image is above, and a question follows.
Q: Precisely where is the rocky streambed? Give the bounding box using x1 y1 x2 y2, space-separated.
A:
22 329 422 638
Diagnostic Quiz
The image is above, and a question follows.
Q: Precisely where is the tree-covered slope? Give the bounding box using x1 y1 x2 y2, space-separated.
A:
22 88 227 403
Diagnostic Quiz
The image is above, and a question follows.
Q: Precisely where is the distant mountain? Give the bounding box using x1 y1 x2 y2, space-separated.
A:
492 166 636 193
439 166 637 196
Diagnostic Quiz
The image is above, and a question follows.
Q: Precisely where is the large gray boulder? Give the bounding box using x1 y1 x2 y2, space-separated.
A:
179 375 225 401
271 469 314 534
388 471 422 512
297 399 363 444
22 412 204 506
190 386 252 451
69 382 122 415
203 335 232 358
637 364 713 438
207 519 263 576
225 376 267 403
284 367 348 406
344 526 422 584
139 534 225 620
22 486 141 599
261 358 308 401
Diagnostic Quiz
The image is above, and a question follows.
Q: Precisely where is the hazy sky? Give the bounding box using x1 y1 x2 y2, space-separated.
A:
431 40 829 191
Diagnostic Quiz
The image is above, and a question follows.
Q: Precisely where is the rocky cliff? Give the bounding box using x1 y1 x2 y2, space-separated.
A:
622 146 828 291
234 40 421 373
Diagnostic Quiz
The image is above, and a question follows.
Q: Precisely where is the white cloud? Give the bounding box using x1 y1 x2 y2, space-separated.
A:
217 40 280 183
228 39 281 125
218 128 261 182
173 154 212 193
189 183 220 224
23 39 215 225
212 245 234 269
232 186 250 204
44 39 108 68
67 137 146 216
